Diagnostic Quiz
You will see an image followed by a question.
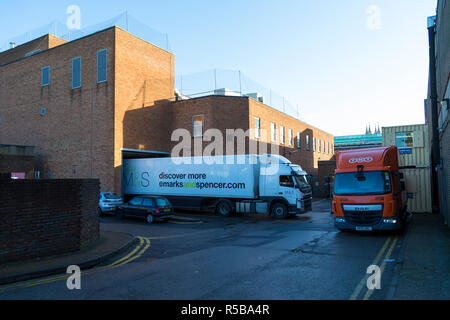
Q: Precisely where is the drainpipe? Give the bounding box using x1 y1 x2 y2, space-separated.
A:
427 16 441 213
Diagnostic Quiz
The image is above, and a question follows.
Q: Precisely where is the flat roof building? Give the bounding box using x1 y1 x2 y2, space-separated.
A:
0 21 333 193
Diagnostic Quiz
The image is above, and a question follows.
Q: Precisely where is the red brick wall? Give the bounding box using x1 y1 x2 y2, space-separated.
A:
0 155 34 177
0 179 99 264
0 28 116 192
114 28 175 193
169 96 334 176
249 99 335 176
318 159 336 198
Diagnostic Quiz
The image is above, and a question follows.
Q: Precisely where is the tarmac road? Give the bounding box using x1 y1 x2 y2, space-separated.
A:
0 199 405 300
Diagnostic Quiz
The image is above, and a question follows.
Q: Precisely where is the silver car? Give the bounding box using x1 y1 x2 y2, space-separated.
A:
99 192 123 215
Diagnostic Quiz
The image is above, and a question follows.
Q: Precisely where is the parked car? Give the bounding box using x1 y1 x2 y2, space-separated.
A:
116 196 174 224
99 192 124 215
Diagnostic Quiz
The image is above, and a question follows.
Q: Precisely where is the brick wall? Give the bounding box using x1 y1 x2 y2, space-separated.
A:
318 160 336 198
0 28 116 192
0 179 99 264
114 27 175 193
0 155 34 177
249 99 335 176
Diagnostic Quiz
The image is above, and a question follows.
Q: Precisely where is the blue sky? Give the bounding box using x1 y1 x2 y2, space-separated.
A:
0 0 438 136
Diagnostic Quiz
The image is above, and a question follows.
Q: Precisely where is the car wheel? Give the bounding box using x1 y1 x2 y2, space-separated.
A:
146 214 154 224
271 202 288 219
216 200 233 217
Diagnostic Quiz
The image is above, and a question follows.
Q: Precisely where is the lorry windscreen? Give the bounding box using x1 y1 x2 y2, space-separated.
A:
293 175 309 188
334 171 392 196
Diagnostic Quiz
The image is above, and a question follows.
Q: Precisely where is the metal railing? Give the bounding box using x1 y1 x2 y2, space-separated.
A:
0 12 171 53
175 69 301 120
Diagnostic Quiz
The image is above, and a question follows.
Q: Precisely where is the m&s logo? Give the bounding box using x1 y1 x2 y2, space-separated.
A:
349 157 373 164
125 167 150 188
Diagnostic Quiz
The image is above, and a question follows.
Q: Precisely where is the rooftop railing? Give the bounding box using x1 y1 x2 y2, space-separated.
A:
0 12 171 53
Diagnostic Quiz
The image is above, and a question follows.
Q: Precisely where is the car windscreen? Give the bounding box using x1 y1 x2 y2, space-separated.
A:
103 193 121 200
155 198 170 207
334 171 392 196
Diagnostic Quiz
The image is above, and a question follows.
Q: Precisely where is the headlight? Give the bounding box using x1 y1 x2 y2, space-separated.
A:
335 217 346 223
383 218 398 224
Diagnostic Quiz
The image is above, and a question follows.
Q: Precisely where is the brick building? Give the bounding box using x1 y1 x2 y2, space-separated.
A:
0 25 333 194
426 1 449 225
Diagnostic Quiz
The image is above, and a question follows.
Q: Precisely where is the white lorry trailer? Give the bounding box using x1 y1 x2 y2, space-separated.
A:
122 154 312 219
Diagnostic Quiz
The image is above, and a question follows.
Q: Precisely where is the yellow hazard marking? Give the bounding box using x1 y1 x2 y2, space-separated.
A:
349 236 392 300
363 236 398 300
0 236 152 292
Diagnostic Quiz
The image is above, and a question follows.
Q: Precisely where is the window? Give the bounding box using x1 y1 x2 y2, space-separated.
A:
42 66 50 86
129 197 143 206
143 198 155 207
297 132 301 149
327 142 329 154
193 115 204 137
72 57 81 89
288 129 293 146
271 122 276 142
313 137 316 152
254 117 261 139
306 135 310 151
97 49 107 83
280 126 285 144
334 171 392 196
323 141 326 154
318 139 321 153
280 175 294 188
155 198 170 207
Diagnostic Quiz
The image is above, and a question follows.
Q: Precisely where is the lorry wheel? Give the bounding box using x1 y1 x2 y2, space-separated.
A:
216 200 233 217
271 202 288 219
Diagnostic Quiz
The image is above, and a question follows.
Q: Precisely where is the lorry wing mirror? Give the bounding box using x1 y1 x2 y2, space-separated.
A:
355 165 365 181
400 181 406 192
399 172 404 179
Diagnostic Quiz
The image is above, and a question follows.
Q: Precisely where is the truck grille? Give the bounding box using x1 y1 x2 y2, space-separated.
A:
303 196 312 210
343 205 383 226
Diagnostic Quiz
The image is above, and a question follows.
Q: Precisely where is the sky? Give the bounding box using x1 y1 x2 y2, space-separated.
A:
0 0 438 136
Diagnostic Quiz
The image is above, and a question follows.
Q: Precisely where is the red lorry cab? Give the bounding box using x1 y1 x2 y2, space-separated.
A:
333 146 407 231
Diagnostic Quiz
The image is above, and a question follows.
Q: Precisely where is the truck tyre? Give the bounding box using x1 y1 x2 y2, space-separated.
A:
271 202 288 219
216 200 233 217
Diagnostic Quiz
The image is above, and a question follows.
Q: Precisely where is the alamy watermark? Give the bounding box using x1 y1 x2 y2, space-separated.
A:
366 265 381 290
66 5 81 30
66 265 81 290
366 5 381 30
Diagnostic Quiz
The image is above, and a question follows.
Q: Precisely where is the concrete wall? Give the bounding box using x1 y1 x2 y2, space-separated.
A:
0 179 99 264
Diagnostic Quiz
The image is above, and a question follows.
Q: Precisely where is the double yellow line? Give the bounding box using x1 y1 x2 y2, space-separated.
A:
0 236 151 292
349 235 399 300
